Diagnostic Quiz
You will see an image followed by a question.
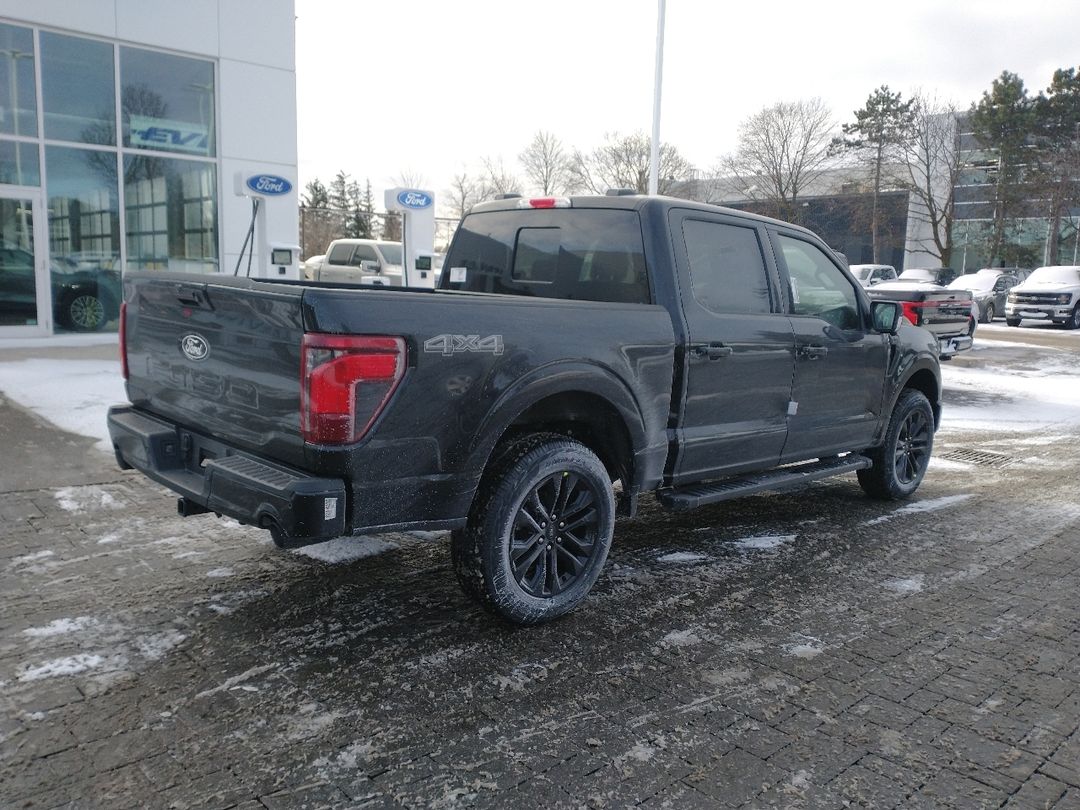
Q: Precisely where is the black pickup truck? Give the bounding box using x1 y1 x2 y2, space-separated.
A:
108 195 942 624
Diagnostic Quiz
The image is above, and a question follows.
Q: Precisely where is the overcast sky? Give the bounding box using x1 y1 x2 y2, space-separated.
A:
294 0 1078 215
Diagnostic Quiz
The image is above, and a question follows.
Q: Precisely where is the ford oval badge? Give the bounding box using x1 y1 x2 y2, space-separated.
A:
396 190 432 209
246 174 293 196
180 333 210 362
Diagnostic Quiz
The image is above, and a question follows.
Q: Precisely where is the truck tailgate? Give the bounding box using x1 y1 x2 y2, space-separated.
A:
123 272 308 469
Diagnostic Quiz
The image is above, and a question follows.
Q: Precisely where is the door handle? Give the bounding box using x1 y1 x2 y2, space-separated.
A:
797 344 828 360
690 343 733 360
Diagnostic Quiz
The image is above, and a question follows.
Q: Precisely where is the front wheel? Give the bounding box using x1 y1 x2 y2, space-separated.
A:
451 435 615 625
858 389 935 500
1006 317 1021 327
61 292 112 331
1065 304 1080 331
981 303 995 324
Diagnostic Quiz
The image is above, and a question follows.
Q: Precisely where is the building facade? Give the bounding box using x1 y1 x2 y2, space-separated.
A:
0 0 297 337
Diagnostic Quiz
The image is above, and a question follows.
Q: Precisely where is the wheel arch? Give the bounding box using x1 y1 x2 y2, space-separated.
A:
464 363 657 513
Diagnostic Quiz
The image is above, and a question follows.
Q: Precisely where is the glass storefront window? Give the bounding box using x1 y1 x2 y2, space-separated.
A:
41 32 116 146
121 47 215 158
0 197 39 326
0 140 40 185
0 23 37 138
45 146 122 332
124 155 217 273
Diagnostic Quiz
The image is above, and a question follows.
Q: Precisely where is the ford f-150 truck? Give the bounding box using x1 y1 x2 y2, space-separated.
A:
108 195 942 624
1004 265 1080 329
866 280 975 358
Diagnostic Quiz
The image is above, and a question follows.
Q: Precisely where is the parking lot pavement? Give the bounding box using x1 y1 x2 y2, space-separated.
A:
2 341 1080 809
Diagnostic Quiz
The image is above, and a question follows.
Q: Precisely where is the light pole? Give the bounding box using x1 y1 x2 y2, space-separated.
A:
648 0 666 196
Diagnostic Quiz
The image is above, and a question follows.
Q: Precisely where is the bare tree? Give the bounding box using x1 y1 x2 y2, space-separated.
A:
722 98 836 223
443 170 483 219
479 156 520 199
900 94 963 268
570 131 693 195
519 130 573 195
393 169 428 190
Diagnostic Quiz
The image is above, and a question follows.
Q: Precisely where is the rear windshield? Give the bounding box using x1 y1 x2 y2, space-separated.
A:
440 209 651 304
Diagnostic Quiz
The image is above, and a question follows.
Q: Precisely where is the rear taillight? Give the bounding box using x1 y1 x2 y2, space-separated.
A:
300 334 406 445
119 301 129 380
900 301 920 326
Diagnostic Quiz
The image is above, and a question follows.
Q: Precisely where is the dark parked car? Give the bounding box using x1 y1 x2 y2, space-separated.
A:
0 244 121 331
948 269 1020 323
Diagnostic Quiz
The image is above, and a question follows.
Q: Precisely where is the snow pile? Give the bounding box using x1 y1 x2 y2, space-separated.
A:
732 534 795 551
22 616 98 638
17 654 104 682
883 575 925 594
292 536 397 563
656 551 709 564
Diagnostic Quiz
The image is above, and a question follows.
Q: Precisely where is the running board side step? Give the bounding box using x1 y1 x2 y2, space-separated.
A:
657 455 872 511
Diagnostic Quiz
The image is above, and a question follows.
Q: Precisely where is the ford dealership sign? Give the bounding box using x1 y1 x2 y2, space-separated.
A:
246 174 293 196
396 190 432 210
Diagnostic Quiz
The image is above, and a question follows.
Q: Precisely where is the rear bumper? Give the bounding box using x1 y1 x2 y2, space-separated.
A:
107 405 346 546
938 334 973 358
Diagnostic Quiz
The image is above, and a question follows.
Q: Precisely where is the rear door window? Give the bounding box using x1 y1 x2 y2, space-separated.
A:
442 209 650 304
682 219 772 315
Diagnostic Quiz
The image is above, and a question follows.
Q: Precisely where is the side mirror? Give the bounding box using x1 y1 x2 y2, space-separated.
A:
871 300 901 334
360 260 380 274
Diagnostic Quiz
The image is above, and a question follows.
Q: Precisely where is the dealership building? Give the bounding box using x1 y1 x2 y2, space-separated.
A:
0 0 298 337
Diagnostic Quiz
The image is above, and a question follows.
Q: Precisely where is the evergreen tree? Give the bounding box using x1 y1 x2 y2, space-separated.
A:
839 86 915 263
969 72 1037 265
1033 68 1080 264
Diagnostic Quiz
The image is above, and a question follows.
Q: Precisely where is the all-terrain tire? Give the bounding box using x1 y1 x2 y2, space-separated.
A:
451 434 615 625
857 389 935 501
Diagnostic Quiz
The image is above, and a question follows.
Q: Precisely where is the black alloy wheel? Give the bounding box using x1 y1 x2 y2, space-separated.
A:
893 406 933 486
451 434 615 624
510 471 601 598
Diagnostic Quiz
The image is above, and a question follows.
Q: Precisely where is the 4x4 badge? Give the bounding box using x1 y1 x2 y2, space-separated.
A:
180 333 210 361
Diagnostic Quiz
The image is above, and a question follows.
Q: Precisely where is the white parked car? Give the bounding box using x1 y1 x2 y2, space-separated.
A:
849 264 897 288
302 239 404 285
1004 266 1080 329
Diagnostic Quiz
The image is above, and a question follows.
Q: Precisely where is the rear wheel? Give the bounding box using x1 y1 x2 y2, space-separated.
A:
1065 304 1080 330
858 389 934 501
451 434 615 625
981 303 995 324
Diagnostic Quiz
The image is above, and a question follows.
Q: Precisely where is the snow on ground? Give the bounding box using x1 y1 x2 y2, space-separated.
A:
17 653 104 682
883 575 925 594
656 551 710 564
865 494 974 526
292 536 398 564
942 350 1080 433
0 359 124 452
22 616 99 638
732 535 795 551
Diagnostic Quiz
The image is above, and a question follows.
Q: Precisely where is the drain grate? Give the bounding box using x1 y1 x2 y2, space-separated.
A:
939 448 1018 468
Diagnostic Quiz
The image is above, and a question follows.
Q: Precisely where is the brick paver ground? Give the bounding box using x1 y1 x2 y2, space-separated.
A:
2 341 1079 809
